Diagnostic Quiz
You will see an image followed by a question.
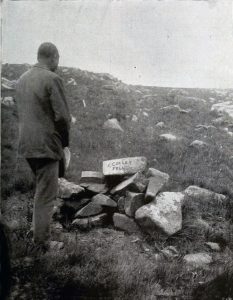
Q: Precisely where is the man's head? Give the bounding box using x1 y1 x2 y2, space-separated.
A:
37 42 60 72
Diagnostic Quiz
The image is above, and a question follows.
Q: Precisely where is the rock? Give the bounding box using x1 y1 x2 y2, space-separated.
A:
143 111 149 117
189 140 208 148
58 178 84 199
145 170 169 202
124 192 144 217
72 213 108 229
103 118 124 132
155 122 165 128
103 156 147 176
211 101 233 121
160 104 182 113
75 202 103 218
184 186 226 203
205 242 221 252
159 133 178 142
117 196 126 213
92 194 117 208
85 183 108 194
67 78 77 86
183 253 212 268
1 96 15 106
1 77 17 90
63 198 90 212
161 246 179 258
146 168 170 181
111 172 143 194
132 115 138 122
175 95 206 107
135 192 184 236
113 213 140 234
80 171 104 184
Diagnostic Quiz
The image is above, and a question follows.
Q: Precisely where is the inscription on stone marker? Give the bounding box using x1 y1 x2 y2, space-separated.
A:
103 157 147 175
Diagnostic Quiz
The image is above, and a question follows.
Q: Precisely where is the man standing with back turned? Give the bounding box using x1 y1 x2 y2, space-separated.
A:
16 42 71 251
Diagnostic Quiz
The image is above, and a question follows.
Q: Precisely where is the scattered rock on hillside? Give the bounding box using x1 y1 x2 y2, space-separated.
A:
72 213 108 230
205 242 221 252
58 178 84 199
145 171 169 202
211 101 233 121
135 192 184 236
155 122 165 128
124 192 144 217
67 78 77 86
75 202 103 218
103 118 124 132
175 95 206 107
183 253 212 269
161 246 179 258
103 157 147 176
1 77 17 90
159 133 179 142
92 194 117 208
1 96 15 106
184 186 226 203
80 171 105 184
132 115 138 122
113 213 140 234
189 140 208 149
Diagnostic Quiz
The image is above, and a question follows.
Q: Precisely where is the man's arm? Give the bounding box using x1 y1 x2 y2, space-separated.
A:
49 75 71 147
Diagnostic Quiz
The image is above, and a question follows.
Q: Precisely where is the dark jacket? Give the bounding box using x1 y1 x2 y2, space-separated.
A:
16 63 71 160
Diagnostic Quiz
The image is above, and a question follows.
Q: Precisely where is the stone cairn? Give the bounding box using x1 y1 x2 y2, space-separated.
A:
54 156 226 239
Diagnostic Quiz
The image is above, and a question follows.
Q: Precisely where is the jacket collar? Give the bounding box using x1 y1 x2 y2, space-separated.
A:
33 63 50 71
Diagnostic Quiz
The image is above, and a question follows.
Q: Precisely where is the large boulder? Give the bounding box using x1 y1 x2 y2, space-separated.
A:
184 186 226 203
135 192 184 236
113 213 140 234
124 192 144 217
58 178 84 199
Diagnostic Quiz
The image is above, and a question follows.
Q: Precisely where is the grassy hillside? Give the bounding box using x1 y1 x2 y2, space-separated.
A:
1 64 233 299
1 63 233 198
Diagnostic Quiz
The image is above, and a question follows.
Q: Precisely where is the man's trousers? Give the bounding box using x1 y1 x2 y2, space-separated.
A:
26 158 59 245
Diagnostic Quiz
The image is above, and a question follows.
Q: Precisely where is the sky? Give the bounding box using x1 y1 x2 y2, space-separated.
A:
2 0 233 88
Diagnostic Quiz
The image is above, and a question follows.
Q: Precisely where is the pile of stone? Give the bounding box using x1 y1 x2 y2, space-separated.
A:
54 156 226 238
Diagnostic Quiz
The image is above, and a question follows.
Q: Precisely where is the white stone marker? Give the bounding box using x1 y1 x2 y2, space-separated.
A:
103 156 147 176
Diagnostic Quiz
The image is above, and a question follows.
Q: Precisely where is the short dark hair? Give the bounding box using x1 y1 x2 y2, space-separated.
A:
37 42 59 60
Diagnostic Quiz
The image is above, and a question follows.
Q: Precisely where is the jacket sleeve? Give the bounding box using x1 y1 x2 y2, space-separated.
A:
49 75 71 148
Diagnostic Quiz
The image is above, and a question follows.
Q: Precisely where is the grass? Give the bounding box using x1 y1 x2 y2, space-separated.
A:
1 63 233 299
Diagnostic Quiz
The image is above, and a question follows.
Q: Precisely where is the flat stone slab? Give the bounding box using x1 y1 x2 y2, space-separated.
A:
72 213 108 229
124 192 144 217
135 192 184 236
113 213 140 234
145 170 169 202
111 173 142 194
75 202 103 218
63 198 90 212
205 242 221 252
85 183 108 194
92 194 117 208
103 157 147 176
80 171 105 184
58 178 84 199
